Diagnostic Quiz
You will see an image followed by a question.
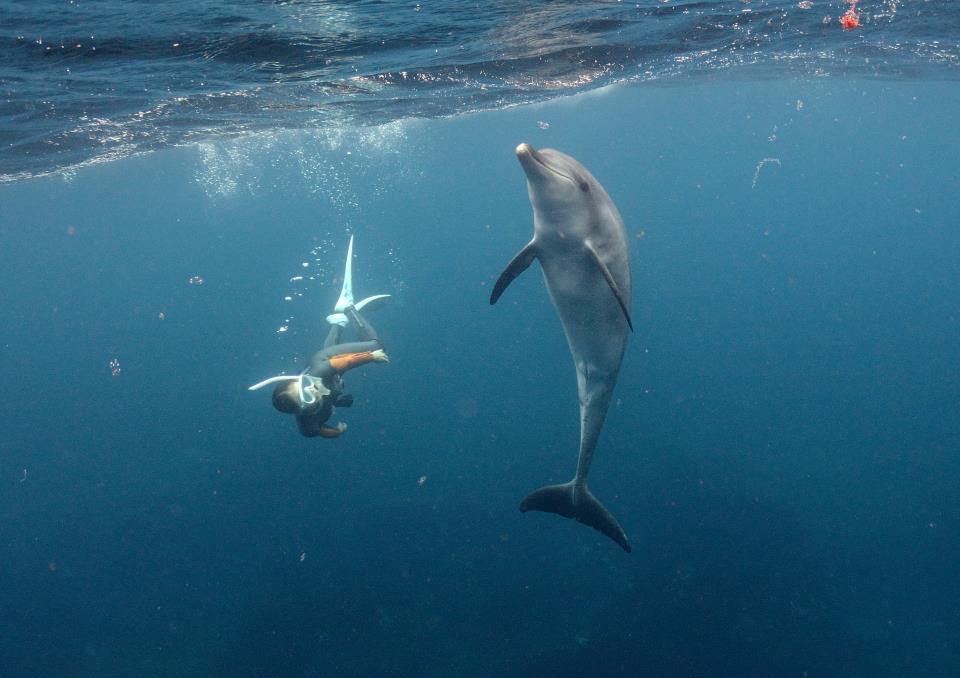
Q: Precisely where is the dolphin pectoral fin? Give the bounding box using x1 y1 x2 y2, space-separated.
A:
583 240 633 331
490 240 538 305
520 481 631 552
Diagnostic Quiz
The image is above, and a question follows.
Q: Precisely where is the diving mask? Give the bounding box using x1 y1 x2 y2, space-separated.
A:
248 372 330 407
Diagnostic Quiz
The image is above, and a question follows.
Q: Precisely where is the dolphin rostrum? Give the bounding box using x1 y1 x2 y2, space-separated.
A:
490 143 632 552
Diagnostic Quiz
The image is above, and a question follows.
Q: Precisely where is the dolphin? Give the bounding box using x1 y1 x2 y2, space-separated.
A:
490 143 633 552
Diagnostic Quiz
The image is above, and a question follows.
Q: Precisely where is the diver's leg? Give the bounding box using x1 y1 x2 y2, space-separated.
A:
324 340 381 355
311 307 387 376
306 324 347 373
335 307 382 354
323 323 344 350
312 316 381 366
308 356 338 379
346 306 381 345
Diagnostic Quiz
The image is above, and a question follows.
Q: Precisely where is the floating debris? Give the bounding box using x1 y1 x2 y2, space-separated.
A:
751 157 781 189
840 0 861 29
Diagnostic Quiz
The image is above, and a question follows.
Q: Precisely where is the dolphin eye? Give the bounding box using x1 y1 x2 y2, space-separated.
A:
579 181 590 192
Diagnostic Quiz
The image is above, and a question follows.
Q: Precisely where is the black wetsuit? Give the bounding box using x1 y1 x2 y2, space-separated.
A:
296 308 383 438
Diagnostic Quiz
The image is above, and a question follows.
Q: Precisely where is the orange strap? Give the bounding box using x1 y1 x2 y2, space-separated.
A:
329 351 374 373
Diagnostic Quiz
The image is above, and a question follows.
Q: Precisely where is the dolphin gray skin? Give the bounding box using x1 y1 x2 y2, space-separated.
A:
490 143 633 552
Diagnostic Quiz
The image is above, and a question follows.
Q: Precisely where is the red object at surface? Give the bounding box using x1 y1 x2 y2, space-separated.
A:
840 9 861 29
840 0 861 30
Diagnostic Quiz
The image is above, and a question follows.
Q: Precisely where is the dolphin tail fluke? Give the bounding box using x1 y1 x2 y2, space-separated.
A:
520 481 631 552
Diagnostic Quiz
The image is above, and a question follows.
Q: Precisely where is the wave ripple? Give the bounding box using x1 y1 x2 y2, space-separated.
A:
1 0 955 181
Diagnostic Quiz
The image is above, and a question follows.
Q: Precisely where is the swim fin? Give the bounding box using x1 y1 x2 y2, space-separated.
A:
325 235 391 326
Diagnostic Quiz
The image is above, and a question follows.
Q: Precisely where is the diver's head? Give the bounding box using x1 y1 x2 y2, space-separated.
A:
272 381 302 414
272 376 329 414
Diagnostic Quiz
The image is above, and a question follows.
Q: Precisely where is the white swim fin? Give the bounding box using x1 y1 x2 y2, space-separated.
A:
333 235 356 314
325 235 391 326
326 294 392 326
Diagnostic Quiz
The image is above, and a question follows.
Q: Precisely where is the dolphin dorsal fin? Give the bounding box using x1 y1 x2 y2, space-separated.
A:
489 240 538 305
583 240 633 331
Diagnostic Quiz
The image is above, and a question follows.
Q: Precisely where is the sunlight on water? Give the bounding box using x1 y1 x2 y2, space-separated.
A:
194 120 411 202
195 141 261 198
192 119 416 344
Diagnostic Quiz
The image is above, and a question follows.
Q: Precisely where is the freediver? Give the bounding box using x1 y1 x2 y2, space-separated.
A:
248 235 391 438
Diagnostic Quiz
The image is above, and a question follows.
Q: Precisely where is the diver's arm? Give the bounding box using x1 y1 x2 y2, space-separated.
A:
319 422 347 438
295 401 334 437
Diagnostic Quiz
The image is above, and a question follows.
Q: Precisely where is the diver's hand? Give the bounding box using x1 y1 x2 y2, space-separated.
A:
336 422 348 434
371 349 390 363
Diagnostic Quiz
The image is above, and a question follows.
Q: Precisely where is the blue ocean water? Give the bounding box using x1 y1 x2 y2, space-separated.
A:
2 2 960 676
